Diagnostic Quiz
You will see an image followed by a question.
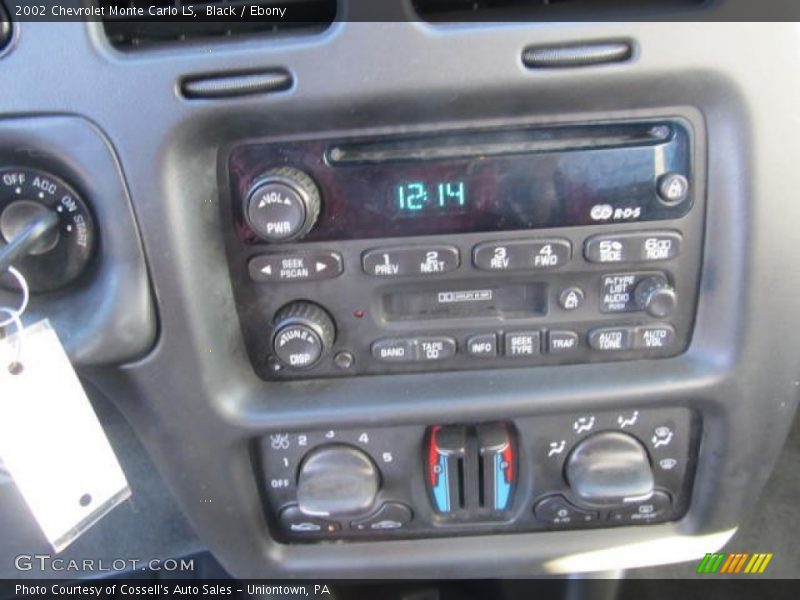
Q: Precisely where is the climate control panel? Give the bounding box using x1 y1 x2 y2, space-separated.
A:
258 407 696 542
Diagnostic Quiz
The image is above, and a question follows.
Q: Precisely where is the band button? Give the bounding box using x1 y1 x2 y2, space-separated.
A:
371 339 416 363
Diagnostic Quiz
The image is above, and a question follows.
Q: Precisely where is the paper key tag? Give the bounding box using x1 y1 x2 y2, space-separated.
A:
0 319 130 553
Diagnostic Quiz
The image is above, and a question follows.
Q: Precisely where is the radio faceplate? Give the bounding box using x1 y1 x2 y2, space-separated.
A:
221 119 703 381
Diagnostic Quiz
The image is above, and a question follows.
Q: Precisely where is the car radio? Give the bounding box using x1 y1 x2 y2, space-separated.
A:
221 119 703 380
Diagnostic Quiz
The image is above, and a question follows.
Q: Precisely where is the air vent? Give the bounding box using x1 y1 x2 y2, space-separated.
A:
413 0 709 21
101 1 336 50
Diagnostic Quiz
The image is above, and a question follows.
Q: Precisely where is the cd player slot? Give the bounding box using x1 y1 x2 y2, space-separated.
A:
326 122 673 165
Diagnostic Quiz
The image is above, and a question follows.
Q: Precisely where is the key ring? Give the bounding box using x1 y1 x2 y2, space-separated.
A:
0 305 24 374
0 266 29 329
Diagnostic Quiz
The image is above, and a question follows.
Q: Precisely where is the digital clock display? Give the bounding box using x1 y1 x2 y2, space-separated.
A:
394 180 467 215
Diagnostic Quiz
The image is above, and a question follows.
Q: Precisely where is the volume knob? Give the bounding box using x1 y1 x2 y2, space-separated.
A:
244 167 321 243
271 302 335 370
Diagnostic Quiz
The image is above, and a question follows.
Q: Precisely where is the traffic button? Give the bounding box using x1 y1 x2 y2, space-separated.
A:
548 330 579 354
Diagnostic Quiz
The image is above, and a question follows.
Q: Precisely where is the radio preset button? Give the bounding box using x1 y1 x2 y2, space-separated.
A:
473 239 571 272
467 333 498 358
634 324 676 349
371 339 416 363
585 232 682 264
249 251 343 283
548 330 580 354
588 327 633 351
504 331 541 357
362 246 459 277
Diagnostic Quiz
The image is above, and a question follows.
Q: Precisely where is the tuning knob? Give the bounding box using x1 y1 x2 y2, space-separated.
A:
271 302 335 370
244 167 321 243
565 432 654 504
296 444 380 516
634 275 677 318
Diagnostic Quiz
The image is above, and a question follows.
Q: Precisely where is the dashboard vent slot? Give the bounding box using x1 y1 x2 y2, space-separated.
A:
413 0 710 21
101 1 336 50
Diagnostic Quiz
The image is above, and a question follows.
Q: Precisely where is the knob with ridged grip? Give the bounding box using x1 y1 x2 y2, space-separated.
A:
271 302 335 370
244 167 321 242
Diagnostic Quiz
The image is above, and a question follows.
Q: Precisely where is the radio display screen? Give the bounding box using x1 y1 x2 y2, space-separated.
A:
393 180 468 217
229 121 691 243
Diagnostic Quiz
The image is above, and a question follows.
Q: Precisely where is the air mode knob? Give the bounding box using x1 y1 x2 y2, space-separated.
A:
244 167 321 243
271 302 335 370
566 432 655 504
296 444 380 517
634 275 677 318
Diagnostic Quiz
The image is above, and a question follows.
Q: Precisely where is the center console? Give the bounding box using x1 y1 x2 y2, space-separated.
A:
222 119 703 383
220 117 706 543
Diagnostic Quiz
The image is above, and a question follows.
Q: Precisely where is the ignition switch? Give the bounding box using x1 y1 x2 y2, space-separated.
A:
0 167 96 292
